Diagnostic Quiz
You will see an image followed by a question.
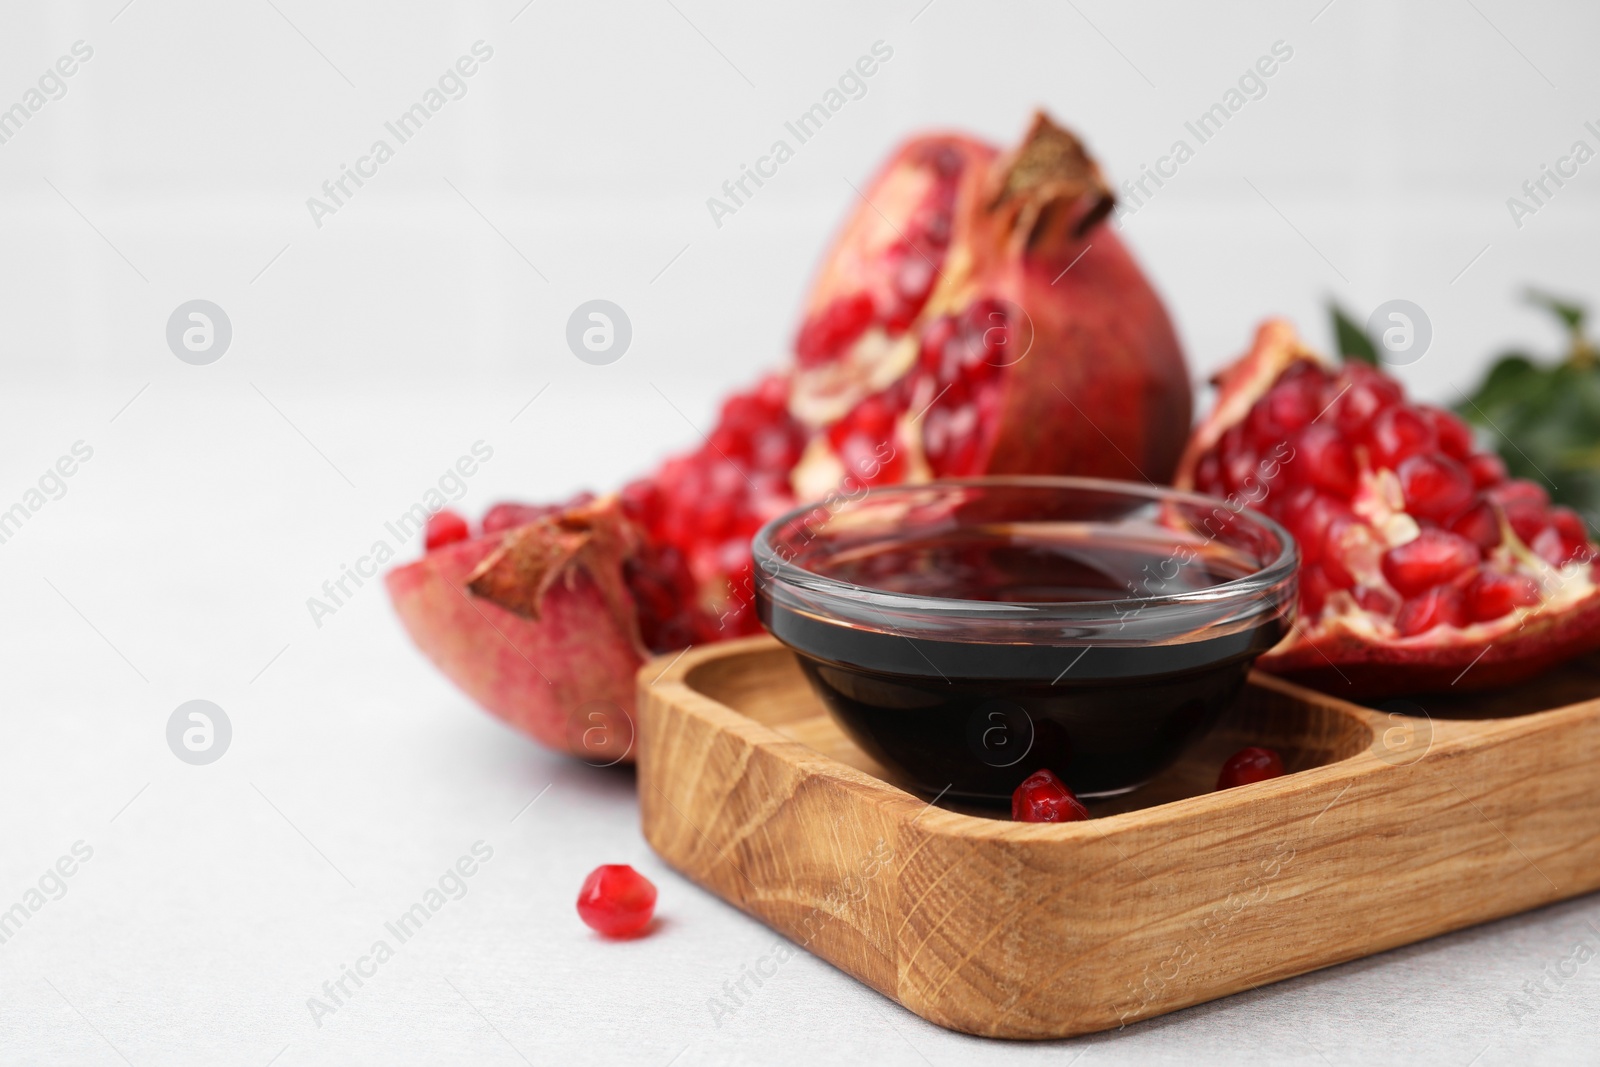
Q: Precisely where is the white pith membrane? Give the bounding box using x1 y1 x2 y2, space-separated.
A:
788 328 919 430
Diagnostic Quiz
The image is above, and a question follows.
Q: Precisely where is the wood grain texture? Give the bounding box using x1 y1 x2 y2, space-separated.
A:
637 636 1600 1039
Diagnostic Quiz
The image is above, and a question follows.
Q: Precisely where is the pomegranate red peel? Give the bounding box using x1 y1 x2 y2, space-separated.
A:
384 502 644 763
1180 320 1600 696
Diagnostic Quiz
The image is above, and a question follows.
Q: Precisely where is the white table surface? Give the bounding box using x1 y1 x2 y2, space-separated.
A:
4 1 1600 1063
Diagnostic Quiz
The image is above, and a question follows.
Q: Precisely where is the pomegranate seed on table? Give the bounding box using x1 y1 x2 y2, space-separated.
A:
424 509 470 550
1216 747 1285 790
577 864 658 938
1011 769 1089 823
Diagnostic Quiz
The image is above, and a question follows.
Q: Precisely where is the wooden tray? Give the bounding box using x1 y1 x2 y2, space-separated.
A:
636 635 1600 1039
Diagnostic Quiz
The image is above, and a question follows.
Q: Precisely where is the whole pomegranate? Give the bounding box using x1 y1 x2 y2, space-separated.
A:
1178 320 1600 696
387 112 1190 759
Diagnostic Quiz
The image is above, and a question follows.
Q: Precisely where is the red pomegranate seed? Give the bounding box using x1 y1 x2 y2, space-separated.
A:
1300 564 1333 618
1508 505 1551 545
828 394 897 450
1321 518 1360 589
837 432 907 485
618 479 664 533
749 424 805 471
1218 423 1251 468
1334 365 1403 434
424 509 470 550
1396 584 1467 637
892 247 938 305
1530 519 1592 567
1422 407 1475 459
956 298 1011 367
577 864 658 938
1551 507 1590 546
923 400 985 476
1449 499 1502 552
1466 452 1508 488
1216 746 1285 789
795 292 875 367
1355 585 1400 616
1224 453 1262 497
1530 526 1567 566
1252 376 1319 438
1368 406 1437 469
1011 768 1089 823
753 372 789 409
1396 453 1475 523
910 206 952 247
1381 529 1482 598
1467 570 1540 622
1293 424 1358 498
1486 480 1550 511
918 314 959 378
1289 492 1355 567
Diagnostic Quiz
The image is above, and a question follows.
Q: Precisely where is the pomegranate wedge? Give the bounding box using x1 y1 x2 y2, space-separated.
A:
1178 320 1600 696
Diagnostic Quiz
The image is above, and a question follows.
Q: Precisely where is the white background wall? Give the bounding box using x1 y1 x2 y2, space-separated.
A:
4 0 1598 401
2 3 1599 1064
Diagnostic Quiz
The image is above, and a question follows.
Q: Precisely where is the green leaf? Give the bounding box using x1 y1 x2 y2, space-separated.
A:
1525 289 1587 335
1454 291 1600 528
1455 355 1540 425
1330 303 1378 365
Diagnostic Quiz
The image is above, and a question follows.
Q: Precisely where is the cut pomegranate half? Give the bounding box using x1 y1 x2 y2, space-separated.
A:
1177 320 1600 696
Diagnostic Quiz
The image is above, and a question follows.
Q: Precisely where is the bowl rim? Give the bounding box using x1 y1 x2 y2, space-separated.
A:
751 475 1299 623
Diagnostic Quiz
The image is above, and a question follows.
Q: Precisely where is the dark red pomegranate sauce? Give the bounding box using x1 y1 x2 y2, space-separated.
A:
758 520 1290 806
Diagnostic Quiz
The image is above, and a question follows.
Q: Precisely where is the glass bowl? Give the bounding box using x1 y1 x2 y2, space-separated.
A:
752 477 1299 805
